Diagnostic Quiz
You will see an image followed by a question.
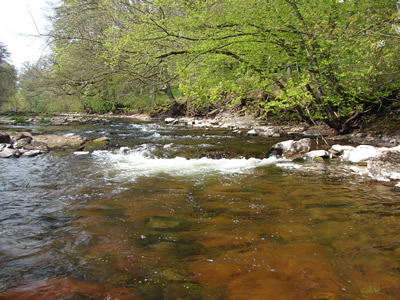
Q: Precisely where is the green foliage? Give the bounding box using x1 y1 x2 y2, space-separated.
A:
13 0 398 131
39 117 51 124
0 42 17 110
10 116 29 124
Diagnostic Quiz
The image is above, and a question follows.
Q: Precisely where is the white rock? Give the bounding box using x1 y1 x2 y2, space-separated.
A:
164 117 178 124
330 145 355 153
22 150 42 157
247 129 258 136
0 148 15 158
303 150 331 159
342 145 379 163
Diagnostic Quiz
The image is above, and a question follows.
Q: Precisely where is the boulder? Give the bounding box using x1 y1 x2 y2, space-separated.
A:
33 134 86 151
0 147 15 158
83 137 110 152
341 145 379 163
268 138 311 158
246 129 258 136
23 141 49 153
0 132 11 143
21 150 42 157
367 148 400 181
329 145 355 158
165 117 178 124
303 150 331 161
13 137 33 149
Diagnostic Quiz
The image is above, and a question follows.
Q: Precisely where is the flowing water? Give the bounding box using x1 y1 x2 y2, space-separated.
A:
0 120 399 299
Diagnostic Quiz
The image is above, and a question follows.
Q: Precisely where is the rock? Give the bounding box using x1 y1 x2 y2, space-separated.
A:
21 150 42 157
341 145 379 163
268 138 311 158
147 216 182 230
33 134 86 151
165 117 178 124
83 137 110 152
0 132 11 143
0 147 15 158
303 150 331 160
23 141 49 153
247 129 258 136
13 137 32 149
92 137 110 143
368 151 400 181
329 145 355 158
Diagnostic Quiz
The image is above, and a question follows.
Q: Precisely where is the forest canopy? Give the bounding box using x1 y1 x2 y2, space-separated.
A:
5 0 400 133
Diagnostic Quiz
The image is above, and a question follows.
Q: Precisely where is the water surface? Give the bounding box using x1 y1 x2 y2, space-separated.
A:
0 121 399 299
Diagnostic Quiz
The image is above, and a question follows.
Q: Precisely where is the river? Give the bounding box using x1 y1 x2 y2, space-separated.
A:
0 120 399 299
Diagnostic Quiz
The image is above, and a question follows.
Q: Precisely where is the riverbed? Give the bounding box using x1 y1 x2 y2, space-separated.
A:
0 120 399 299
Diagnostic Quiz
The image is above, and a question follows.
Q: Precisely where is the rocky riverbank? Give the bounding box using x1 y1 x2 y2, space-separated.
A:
163 112 400 148
0 131 109 158
1 112 399 188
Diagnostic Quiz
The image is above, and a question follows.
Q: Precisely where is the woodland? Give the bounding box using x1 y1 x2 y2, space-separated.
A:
1 0 400 133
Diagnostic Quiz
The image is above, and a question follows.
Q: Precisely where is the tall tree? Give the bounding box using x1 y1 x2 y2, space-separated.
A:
0 43 17 110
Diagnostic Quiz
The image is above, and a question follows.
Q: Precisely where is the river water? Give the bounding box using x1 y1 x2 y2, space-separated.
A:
0 120 399 299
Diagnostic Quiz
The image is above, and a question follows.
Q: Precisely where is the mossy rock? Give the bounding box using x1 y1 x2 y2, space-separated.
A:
84 138 110 152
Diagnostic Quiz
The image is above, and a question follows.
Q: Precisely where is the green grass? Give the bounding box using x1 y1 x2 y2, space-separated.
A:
10 116 29 124
39 117 51 124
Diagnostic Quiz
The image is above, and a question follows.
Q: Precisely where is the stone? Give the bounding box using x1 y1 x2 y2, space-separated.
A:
147 216 182 230
0 132 11 143
21 150 42 157
23 141 49 153
0 147 15 158
92 137 110 143
165 117 178 124
83 137 110 152
368 151 400 181
341 145 379 163
303 150 331 161
13 137 32 149
33 134 86 150
268 138 311 158
247 129 258 136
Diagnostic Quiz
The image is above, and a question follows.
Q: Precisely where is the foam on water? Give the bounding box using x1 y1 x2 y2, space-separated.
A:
92 147 280 182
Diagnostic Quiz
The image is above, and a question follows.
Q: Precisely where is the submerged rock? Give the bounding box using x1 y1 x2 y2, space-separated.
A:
147 216 182 230
269 138 311 158
84 137 110 152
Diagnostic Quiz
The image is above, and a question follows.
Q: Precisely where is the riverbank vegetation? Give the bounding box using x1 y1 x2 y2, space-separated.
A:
1 0 400 133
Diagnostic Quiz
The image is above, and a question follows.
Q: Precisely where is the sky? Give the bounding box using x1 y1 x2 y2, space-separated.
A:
0 0 54 70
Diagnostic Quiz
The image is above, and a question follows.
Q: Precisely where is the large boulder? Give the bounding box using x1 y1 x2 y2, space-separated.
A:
269 138 311 158
0 146 15 158
33 134 86 151
0 132 11 143
341 145 379 163
368 150 400 181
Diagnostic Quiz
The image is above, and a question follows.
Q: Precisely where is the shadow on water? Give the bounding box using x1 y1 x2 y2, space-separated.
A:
1 121 400 299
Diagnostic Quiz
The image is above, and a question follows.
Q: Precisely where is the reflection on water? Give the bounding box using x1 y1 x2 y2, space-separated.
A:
0 121 400 299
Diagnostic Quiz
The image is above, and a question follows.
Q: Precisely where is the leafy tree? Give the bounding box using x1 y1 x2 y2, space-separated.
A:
100 0 400 131
0 43 17 110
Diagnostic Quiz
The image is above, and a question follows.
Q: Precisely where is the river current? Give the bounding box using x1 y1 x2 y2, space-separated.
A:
0 120 399 299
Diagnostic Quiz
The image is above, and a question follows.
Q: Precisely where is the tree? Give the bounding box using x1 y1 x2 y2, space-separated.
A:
100 0 400 132
0 43 17 110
